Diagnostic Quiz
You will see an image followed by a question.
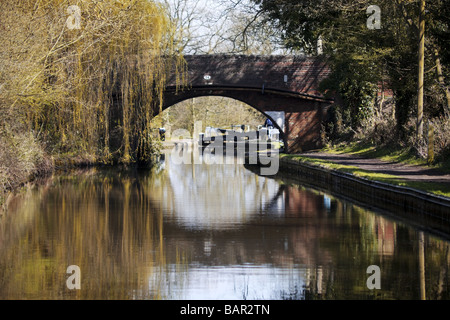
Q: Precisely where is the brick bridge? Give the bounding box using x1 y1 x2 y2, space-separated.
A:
163 55 334 153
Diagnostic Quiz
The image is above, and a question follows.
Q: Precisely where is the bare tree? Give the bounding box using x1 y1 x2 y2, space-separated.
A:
163 0 289 54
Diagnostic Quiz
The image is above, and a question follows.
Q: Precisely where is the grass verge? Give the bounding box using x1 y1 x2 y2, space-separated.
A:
323 141 450 173
280 153 450 198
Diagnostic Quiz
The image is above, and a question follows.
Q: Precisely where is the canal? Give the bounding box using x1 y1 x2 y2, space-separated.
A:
0 148 449 300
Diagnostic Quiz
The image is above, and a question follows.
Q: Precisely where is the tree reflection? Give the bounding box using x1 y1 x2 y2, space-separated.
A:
0 169 173 299
0 153 450 300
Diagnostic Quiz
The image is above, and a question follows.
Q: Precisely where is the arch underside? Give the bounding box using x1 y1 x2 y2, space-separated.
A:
161 86 333 153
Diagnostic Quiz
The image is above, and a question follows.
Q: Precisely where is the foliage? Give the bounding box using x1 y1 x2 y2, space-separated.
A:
252 0 450 157
0 0 185 203
0 127 50 193
432 117 450 163
0 0 184 167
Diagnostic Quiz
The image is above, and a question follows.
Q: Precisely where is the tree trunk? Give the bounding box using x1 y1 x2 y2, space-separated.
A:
417 0 425 140
433 49 450 117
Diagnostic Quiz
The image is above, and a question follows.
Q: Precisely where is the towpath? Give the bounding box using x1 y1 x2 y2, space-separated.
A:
299 151 450 184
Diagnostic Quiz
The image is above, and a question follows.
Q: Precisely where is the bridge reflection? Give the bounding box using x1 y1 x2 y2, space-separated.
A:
145 149 424 299
149 148 284 229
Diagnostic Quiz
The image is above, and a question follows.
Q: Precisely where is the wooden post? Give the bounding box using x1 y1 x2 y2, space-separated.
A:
191 98 195 137
417 0 425 140
419 231 426 300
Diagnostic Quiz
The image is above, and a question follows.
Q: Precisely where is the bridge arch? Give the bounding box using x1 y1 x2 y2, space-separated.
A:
162 55 335 153
161 88 287 140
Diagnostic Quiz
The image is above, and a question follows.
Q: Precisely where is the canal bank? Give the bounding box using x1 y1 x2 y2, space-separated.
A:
278 154 450 237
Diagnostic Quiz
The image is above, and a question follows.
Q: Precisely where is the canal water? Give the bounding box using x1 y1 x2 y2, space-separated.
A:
1 148 450 300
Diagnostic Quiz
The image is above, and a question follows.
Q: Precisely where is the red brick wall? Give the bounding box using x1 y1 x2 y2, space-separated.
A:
167 55 332 99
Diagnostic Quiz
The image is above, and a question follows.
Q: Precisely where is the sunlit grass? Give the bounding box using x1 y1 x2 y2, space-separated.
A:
324 141 450 173
281 154 450 198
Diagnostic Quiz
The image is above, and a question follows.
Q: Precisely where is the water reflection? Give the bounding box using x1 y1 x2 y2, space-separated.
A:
0 149 449 300
150 151 282 229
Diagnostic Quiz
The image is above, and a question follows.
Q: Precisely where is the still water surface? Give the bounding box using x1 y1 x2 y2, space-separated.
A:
1 150 450 300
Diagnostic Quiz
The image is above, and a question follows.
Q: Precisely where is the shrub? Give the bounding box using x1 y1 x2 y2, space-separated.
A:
431 117 450 162
0 128 52 194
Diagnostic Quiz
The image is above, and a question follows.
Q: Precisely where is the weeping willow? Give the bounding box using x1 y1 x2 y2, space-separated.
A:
2 0 185 166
